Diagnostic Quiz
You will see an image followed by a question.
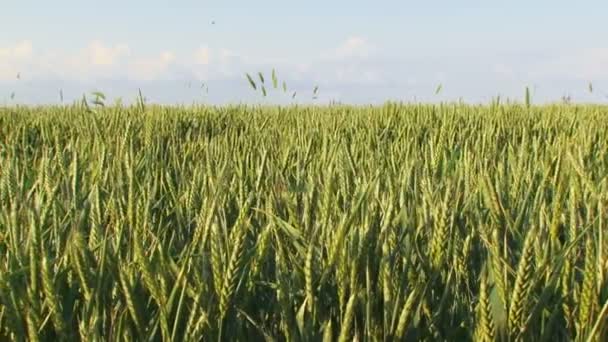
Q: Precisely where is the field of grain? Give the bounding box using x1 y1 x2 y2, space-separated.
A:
1 102 607 341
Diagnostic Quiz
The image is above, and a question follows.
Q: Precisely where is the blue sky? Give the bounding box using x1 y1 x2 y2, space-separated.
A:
2 1 607 104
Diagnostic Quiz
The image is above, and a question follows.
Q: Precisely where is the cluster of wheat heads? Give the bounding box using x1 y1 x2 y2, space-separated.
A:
0 102 607 341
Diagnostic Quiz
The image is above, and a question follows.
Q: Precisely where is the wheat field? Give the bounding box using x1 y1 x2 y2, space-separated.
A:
0 102 607 341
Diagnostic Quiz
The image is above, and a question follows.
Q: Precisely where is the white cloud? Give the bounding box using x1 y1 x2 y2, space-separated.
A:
192 46 252 79
195 46 210 65
160 51 175 63
531 48 608 80
0 40 33 80
129 51 176 80
52 41 131 80
0 40 32 60
218 48 237 60
0 37 384 85
215 48 244 77
87 40 130 66
295 36 385 86
0 40 33 59
324 36 374 60
329 63 382 85
5 41 131 80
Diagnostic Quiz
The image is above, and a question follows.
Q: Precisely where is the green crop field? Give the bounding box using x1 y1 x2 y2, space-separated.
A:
1 102 607 341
